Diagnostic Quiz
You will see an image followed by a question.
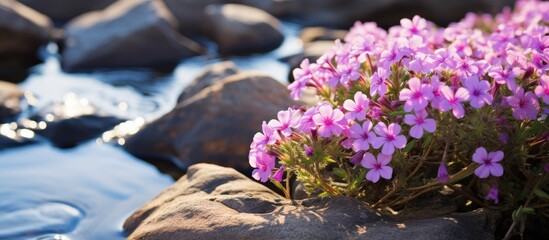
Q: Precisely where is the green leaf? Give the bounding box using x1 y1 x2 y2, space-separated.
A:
325 157 337 163
354 169 367 186
403 140 416 153
422 135 432 148
333 168 347 179
389 110 407 117
521 207 535 215
270 179 285 192
534 188 549 200
318 192 330 197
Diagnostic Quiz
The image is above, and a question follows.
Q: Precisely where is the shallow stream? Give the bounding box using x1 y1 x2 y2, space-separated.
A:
0 23 301 240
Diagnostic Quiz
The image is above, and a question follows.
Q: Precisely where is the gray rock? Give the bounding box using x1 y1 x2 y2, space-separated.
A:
0 0 53 82
18 0 117 23
62 0 206 72
203 4 284 55
177 61 239 102
124 163 497 240
0 81 22 122
124 71 295 173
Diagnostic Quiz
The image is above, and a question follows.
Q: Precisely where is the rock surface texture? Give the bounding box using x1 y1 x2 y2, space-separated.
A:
62 0 205 72
124 163 497 240
124 71 295 172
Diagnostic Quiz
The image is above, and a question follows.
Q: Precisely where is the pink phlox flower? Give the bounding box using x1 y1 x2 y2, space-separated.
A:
370 67 389 97
407 35 427 53
336 61 361 88
408 52 434 74
505 49 528 68
439 86 470 119
485 185 500 204
250 150 276 182
333 39 351 65
252 121 279 150
361 153 393 183
452 38 473 57
455 57 479 77
268 108 301 137
431 47 459 70
292 59 314 83
429 75 446 109
379 39 406 68
400 15 428 36
399 77 434 112
404 110 436 139
473 147 504 178
345 21 387 43
371 122 407 155
349 121 375 152
297 106 318 134
315 55 340 87
505 87 540 120
312 105 347 137
463 76 493 108
531 52 549 73
535 75 549 104
288 78 306 100
351 35 376 63
488 65 518 90
343 91 370 121
437 161 449 183
289 59 318 100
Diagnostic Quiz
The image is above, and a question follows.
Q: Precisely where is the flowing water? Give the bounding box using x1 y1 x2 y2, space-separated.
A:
0 23 302 239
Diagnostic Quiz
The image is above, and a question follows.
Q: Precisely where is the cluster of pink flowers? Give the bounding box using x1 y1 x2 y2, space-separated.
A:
250 0 549 205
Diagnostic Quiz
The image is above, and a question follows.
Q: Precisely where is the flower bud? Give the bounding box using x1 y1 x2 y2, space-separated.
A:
485 185 499 204
523 66 534 80
272 165 286 182
304 145 314 156
350 151 365 165
437 161 449 183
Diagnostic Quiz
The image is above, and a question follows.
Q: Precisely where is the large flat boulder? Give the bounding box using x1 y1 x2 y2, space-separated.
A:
0 0 53 82
124 163 497 240
124 71 295 173
62 0 206 72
